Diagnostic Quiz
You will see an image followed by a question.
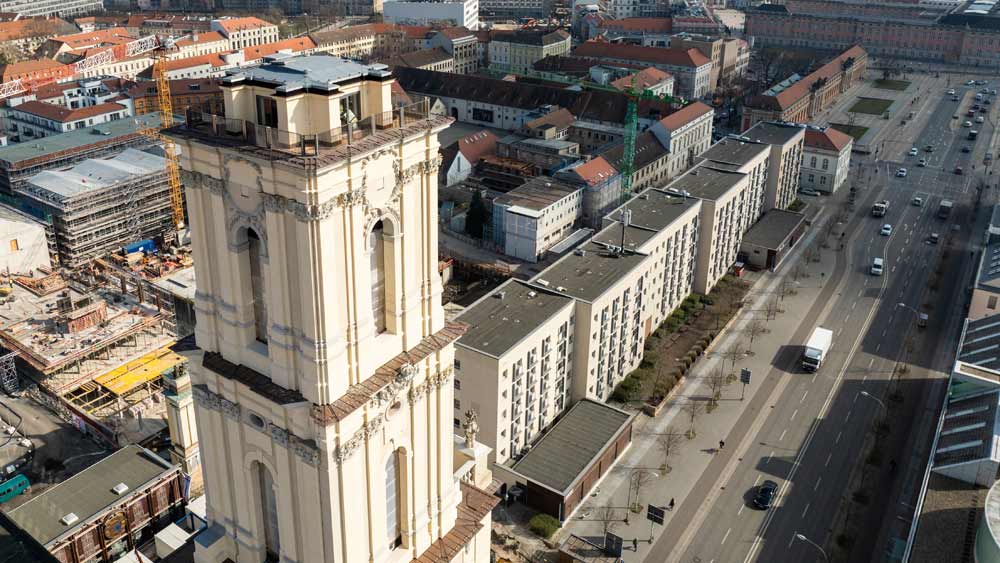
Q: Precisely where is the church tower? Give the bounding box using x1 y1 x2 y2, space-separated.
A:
166 54 496 563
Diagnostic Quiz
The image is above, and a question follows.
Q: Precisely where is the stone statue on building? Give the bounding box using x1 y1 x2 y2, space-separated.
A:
463 409 479 449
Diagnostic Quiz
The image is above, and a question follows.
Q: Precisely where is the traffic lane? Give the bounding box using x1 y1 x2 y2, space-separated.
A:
677 228 889 563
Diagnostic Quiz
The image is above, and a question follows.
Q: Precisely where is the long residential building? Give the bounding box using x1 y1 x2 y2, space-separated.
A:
489 29 571 74
737 121 805 211
746 1 1000 68
383 0 480 30
0 0 102 19
455 187 701 461
742 45 867 131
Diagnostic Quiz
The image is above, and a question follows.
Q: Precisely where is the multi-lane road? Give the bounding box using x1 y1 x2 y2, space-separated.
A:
652 83 989 563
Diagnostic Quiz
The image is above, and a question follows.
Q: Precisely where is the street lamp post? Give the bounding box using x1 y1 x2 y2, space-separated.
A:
859 390 887 412
794 533 829 562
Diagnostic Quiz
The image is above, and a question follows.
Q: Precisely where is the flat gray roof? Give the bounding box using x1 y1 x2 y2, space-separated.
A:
23 148 165 202
534 224 650 303
698 137 769 168
7 445 174 547
741 121 804 146
0 114 160 167
457 279 574 358
0 203 47 230
151 266 197 301
604 188 700 232
223 54 391 94
666 164 746 202
494 177 581 212
510 399 632 493
741 209 805 250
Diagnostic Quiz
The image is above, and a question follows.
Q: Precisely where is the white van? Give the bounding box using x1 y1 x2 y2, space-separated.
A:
871 257 884 275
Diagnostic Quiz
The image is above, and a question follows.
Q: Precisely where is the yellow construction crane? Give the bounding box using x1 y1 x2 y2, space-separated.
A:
146 39 186 240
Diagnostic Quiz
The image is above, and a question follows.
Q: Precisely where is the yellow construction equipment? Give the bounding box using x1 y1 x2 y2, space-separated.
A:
147 41 186 237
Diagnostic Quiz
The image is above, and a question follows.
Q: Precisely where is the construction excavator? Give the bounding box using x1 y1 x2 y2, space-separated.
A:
0 35 186 244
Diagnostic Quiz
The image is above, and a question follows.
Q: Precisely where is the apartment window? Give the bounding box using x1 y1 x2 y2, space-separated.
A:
822 158 829 170
455 379 461 390
990 295 998 310
454 418 461 427
809 156 817 168
255 95 278 128
455 359 462 370
248 229 267 344
454 399 461 409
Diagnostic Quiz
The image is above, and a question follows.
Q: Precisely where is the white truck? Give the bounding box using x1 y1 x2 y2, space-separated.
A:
872 200 889 217
802 327 833 372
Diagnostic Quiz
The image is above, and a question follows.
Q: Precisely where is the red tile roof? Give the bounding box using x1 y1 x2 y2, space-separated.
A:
13 100 127 123
438 26 475 40
572 41 711 68
50 27 132 49
242 36 316 61
174 31 225 47
656 101 713 130
214 17 275 33
0 59 64 81
399 25 433 39
804 127 853 152
0 17 75 42
570 156 618 186
599 17 673 33
610 67 673 92
524 107 575 131
748 45 867 112
456 130 498 162
156 52 228 72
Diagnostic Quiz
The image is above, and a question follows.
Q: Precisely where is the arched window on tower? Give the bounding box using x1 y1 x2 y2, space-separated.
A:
248 229 268 344
385 452 402 550
369 220 387 334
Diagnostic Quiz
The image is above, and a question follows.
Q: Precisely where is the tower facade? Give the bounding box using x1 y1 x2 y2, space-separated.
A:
166 55 495 563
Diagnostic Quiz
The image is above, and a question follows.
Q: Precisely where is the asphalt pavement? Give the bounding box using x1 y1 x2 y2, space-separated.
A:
656 83 984 563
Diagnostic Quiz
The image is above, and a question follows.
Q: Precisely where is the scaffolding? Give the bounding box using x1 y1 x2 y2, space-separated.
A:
0 350 17 393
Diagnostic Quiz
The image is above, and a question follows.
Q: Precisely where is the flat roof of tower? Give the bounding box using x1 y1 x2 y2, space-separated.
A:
221 54 392 94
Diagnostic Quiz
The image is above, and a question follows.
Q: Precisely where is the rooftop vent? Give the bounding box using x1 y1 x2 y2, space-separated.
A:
495 291 506 300
575 249 586 257
536 279 551 287
112 483 129 495
61 513 79 526
527 291 537 298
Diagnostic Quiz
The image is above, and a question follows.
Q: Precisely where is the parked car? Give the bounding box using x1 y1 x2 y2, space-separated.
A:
964 121 974 127
896 168 908 177
963 145 972 152
909 147 919 156
881 224 893 236
753 481 779 510
956 166 965 175
929 233 940 244
919 158 928 167
925 145 935 152
947 89 956 95
799 188 820 196
913 196 923 206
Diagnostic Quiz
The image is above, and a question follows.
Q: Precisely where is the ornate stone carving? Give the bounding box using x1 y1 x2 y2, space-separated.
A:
463 410 479 449
371 362 418 408
192 386 220 411
364 415 383 438
336 188 366 207
220 398 241 421
333 432 364 464
291 436 321 467
268 423 290 447
262 193 287 213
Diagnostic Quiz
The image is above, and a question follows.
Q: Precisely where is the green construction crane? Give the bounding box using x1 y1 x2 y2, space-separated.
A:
621 82 685 203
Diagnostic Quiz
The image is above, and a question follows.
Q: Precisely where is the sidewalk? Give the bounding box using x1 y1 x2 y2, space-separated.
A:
555 206 843 557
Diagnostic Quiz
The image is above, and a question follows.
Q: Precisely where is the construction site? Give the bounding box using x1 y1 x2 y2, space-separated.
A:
0 260 188 447
15 148 176 269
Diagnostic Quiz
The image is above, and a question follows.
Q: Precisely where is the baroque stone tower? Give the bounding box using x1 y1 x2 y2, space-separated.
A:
166 54 496 563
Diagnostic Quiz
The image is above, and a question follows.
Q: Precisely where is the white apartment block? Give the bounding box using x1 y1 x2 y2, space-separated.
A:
0 0 101 17
802 126 853 194
383 0 480 30
494 178 584 262
740 121 805 210
669 160 767 294
210 17 279 50
455 280 575 464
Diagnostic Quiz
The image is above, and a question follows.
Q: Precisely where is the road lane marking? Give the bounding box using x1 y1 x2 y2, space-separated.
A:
738 504 745 516
853 394 858 404
846 409 852 422
801 391 808 403
722 528 732 545
863 373 869 382
779 429 787 441
869 358 875 368
802 503 810 518
791 409 798 421
814 477 822 491
876 343 882 353
755 475 763 486
852 301 857 310
836 432 843 444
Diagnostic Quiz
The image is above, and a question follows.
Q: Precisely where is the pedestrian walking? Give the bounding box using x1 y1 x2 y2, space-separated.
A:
719 440 725 450
668 498 675 511
633 538 638 551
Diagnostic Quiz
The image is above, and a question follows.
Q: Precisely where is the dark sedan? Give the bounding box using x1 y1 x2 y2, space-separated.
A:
752 480 779 509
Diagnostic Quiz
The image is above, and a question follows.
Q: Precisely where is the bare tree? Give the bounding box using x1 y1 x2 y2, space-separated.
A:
705 368 728 406
656 429 683 471
683 400 706 438
791 263 808 282
744 318 768 352
631 469 656 510
766 295 781 321
596 504 622 537
777 278 796 301
748 48 788 95
721 341 746 374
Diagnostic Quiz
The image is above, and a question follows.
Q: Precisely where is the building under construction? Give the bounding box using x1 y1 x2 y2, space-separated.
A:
0 269 179 446
15 148 174 269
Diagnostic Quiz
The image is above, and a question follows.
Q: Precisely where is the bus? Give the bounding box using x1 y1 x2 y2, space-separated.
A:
0 474 30 504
